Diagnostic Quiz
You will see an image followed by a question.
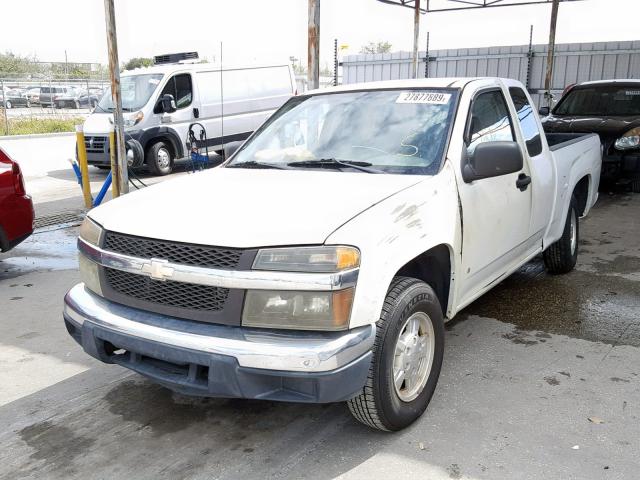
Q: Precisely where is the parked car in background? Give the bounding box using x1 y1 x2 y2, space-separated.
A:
54 88 99 109
542 79 640 192
65 77 601 431
0 89 31 108
26 87 40 105
82 52 296 175
0 147 34 252
39 85 73 107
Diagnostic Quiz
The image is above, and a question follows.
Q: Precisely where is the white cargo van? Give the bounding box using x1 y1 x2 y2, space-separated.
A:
82 53 296 175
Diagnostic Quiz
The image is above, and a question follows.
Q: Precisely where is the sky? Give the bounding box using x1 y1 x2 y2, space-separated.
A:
1 0 639 69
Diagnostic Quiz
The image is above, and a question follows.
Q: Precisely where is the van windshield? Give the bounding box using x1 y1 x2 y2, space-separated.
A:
97 73 163 112
228 89 458 175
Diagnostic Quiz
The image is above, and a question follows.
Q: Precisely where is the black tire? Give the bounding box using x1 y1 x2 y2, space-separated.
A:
74 100 80 109
543 195 579 274
26 101 31 108
5 100 11 109
96 166 110 170
146 141 173 176
348 277 445 431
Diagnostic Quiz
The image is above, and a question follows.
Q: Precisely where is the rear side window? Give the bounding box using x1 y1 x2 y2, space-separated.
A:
509 87 543 157
155 74 192 112
467 90 514 153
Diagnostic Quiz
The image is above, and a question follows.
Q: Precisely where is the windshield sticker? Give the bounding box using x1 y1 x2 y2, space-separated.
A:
396 92 451 104
625 90 640 96
148 78 160 85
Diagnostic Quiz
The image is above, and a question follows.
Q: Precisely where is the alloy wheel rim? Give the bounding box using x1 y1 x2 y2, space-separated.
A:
570 209 577 255
393 311 435 402
157 148 170 169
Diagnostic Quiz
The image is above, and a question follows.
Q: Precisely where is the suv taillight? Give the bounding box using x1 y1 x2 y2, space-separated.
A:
12 161 26 196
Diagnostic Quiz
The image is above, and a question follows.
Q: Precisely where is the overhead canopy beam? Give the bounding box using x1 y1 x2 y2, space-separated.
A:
376 0 582 13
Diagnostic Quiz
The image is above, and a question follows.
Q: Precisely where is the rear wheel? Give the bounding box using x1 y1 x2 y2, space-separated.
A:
543 195 579 274
348 277 445 431
5 100 11 109
146 141 173 176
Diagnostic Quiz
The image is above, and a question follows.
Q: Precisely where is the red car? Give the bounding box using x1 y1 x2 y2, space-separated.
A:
0 147 34 252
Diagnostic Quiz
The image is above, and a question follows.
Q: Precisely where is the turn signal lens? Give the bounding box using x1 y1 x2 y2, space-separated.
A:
79 217 103 246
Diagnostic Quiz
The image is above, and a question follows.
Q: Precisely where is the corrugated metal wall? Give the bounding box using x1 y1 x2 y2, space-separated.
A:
342 40 640 107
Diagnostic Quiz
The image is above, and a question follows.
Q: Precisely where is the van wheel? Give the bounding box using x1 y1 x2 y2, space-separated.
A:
146 141 173 176
347 277 444 431
74 100 80 109
543 195 579 274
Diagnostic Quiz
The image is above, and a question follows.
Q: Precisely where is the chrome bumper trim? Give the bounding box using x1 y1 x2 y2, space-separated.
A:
64 284 374 373
78 238 358 291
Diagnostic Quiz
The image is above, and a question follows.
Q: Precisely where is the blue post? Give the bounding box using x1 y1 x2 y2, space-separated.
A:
93 171 112 207
71 161 82 184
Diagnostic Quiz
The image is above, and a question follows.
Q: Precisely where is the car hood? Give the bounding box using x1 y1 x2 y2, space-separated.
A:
543 115 640 138
89 168 424 248
83 112 114 135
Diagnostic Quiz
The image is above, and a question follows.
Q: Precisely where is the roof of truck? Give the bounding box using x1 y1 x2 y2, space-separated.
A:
121 61 291 76
577 79 640 86
306 77 517 95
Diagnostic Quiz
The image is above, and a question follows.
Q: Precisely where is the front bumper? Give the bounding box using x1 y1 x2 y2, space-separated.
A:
63 284 374 402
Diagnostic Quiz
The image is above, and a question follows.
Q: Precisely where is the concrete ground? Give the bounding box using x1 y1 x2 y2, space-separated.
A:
0 186 638 479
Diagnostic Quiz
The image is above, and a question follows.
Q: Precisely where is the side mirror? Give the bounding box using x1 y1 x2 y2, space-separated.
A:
161 94 176 113
462 141 523 183
538 106 550 116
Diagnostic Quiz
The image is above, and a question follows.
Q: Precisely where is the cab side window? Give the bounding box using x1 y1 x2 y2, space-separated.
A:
155 74 192 113
467 90 514 154
509 87 543 157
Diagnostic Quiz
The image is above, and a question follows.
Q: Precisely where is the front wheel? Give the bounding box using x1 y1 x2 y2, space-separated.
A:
5 100 11 109
146 141 173 176
543 195 579 274
348 277 445 431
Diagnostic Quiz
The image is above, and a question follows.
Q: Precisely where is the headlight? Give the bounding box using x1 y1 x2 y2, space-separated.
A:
79 253 103 296
123 111 144 127
253 246 359 272
614 127 640 150
79 217 103 246
242 288 354 330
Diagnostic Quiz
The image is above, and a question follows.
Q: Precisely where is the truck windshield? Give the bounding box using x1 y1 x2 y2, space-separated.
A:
554 85 640 116
97 73 163 112
228 89 458 175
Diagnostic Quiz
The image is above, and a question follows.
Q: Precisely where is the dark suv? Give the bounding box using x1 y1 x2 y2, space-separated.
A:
541 80 640 192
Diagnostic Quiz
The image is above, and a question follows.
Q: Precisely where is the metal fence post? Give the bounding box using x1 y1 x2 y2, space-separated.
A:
1 80 8 135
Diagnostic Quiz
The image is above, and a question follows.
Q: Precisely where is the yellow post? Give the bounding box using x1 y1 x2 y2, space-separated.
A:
75 125 93 209
109 130 120 198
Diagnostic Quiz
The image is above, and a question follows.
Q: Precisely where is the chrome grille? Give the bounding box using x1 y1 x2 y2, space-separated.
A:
104 267 229 312
103 231 242 270
85 136 107 153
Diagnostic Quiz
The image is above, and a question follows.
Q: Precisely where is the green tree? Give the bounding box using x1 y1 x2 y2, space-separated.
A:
122 57 154 71
359 41 392 54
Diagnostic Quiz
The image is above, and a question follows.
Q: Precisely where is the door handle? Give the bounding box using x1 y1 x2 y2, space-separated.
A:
516 173 531 191
193 107 199 119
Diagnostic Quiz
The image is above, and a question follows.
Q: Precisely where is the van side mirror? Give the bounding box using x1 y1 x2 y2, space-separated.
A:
161 94 177 113
462 141 523 183
538 106 550 116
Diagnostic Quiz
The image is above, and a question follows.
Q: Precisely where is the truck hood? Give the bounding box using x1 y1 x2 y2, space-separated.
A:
83 112 114 135
89 168 423 248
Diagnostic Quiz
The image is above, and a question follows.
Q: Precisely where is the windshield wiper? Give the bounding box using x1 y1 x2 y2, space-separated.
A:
287 158 383 174
225 160 289 170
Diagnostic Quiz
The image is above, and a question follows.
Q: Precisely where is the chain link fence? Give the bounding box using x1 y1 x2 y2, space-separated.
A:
1 76 110 136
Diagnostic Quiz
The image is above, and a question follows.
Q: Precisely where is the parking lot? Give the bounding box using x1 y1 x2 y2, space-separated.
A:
0 144 638 479
2 105 93 119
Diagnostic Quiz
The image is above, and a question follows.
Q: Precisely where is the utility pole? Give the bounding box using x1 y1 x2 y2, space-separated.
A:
103 0 128 194
544 0 560 109
412 0 421 79
308 0 320 90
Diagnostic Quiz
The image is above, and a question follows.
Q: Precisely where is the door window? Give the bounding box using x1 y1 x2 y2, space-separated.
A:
509 87 543 156
467 90 514 154
155 74 192 112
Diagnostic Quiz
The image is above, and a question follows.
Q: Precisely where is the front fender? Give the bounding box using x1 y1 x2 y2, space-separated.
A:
326 162 462 328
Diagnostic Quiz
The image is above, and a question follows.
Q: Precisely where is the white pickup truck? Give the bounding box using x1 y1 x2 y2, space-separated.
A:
64 77 601 431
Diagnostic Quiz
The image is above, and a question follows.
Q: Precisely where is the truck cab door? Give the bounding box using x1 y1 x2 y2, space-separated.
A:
153 73 196 158
456 87 535 304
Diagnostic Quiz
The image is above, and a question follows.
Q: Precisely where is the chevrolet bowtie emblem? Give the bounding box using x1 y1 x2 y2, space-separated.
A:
141 258 174 281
